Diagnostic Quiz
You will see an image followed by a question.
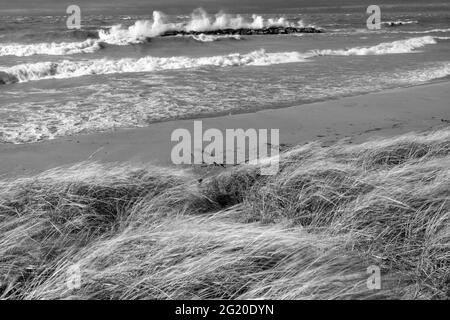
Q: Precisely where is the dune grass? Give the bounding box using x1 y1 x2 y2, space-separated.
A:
0 127 449 300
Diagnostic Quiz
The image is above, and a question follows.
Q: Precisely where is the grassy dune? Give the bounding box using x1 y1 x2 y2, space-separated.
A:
1 128 449 300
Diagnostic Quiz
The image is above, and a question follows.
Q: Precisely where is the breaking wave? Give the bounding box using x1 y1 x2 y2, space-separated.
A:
395 62 450 84
2 61 450 144
1 36 445 84
0 32 243 57
0 50 308 83
0 39 103 57
98 8 304 45
402 28 450 34
313 36 441 56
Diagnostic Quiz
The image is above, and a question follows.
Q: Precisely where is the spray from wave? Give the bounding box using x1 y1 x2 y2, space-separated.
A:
0 50 308 83
98 8 305 45
0 9 304 56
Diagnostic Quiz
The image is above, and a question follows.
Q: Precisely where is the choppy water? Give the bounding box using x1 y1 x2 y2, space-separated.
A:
1 3 449 144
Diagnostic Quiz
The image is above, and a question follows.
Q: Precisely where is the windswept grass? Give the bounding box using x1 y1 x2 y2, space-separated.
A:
1 128 449 299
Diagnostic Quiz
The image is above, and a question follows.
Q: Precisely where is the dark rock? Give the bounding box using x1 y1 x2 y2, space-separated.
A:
388 22 403 27
162 30 179 37
160 26 324 37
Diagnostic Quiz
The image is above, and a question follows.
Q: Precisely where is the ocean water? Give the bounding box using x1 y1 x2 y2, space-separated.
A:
0 3 449 144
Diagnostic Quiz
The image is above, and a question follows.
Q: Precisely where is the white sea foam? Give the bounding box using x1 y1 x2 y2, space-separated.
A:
1 36 445 83
98 8 304 45
331 27 450 36
3 62 450 145
190 34 242 42
0 49 308 83
2 60 450 144
313 36 439 56
0 38 102 57
403 28 450 34
394 62 450 84
383 20 418 26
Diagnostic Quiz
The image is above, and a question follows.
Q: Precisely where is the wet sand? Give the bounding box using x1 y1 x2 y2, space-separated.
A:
1 81 449 178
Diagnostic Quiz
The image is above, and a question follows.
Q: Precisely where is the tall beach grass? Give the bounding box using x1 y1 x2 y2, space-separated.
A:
1 128 449 299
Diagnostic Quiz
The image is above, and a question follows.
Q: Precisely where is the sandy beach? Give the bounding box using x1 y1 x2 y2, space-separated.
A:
1 81 449 178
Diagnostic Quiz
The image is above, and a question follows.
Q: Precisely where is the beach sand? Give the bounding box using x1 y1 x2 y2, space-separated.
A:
1 81 449 178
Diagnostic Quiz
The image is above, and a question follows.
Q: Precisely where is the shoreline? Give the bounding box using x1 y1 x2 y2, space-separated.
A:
1 80 449 178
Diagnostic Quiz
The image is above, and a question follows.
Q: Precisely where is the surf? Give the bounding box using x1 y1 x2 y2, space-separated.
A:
312 36 442 56
1 36 446 84
0 50 308 83
97 8 313 45
0 38 104 57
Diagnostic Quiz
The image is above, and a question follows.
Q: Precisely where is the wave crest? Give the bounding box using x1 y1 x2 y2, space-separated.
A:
0 38 102 57
1 36 444 83
313 36 438 56
0 49 307 83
